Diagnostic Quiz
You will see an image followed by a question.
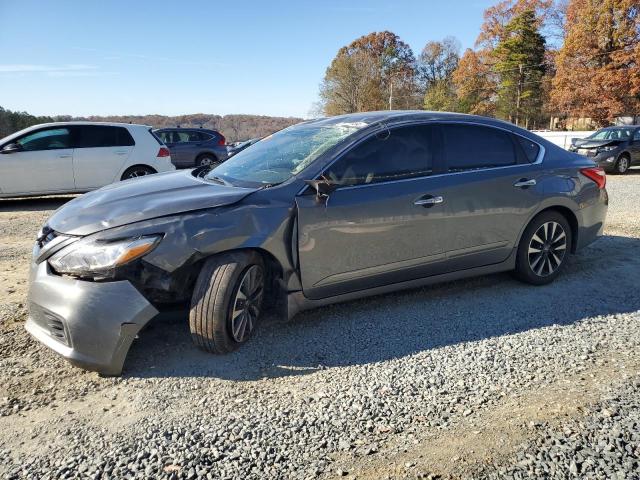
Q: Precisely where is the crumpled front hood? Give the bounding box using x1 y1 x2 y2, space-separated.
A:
47 170 258 236
573 138 622 149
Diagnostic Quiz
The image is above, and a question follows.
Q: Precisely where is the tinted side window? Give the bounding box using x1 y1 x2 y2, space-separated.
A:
516 136 540 163
17 128 72 151
634 130 640 141
326 125 434 186
442 124 516 171
187 131 210 142
75 126 134 148
155 131 170 143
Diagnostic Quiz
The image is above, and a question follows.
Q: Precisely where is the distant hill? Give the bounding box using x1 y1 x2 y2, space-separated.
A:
0 107 304 142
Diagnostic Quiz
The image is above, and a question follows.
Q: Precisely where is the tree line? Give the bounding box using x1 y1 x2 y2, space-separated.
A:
0 107 302 142
319 0 640 129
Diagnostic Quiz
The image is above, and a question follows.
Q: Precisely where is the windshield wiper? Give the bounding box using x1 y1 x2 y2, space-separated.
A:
207 175 232 186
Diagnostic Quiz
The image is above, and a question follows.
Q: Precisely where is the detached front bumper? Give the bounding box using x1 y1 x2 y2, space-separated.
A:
26 261 158 375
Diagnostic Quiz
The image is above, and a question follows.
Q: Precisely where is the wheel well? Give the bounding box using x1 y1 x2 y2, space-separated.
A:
535 206 579 253
121 164 156 179
187 248 285 309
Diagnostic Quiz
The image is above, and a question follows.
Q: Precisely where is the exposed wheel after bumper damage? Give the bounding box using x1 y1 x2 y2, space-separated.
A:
189 251 265 354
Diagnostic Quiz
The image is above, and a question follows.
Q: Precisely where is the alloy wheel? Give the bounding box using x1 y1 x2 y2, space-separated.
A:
126 169 151 178
230 265 264 342
617 157 629 173
528 221 567 277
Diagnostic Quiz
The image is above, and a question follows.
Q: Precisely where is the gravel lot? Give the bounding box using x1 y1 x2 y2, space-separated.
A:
1 174 639 479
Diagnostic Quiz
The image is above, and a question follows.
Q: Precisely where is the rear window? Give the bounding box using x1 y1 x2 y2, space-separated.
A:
74 126 134 148
442 124 517 171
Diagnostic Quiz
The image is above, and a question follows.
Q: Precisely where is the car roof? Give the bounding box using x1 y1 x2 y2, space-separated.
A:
155 127 220 133
305 110 520 130
25 121 150 128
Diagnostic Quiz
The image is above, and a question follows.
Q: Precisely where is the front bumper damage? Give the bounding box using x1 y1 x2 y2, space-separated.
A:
26 261 158 375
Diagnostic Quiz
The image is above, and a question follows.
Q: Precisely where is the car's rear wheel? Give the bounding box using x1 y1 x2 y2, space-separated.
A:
514 211 572 285
121 165 156 180
197 155 219 168
189 251 265 354
614 154 630 174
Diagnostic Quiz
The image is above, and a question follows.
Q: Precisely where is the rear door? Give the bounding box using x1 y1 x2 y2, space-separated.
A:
164 131 198 167
0 126 75 195
435 123 543 270
72 125 135 189
295 124 449 299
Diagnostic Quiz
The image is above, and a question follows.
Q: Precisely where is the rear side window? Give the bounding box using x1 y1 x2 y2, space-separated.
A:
516 136 540 163
74 126 135 148
326 125 434 186
442 124 516 171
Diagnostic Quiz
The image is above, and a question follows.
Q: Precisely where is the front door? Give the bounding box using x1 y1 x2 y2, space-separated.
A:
631 129 640 164
0 126 75 195
295 124 448 300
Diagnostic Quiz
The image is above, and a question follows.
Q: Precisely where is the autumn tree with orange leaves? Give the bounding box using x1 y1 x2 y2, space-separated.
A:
551 0 640 126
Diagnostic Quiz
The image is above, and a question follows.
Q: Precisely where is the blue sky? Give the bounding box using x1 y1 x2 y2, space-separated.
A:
0 0 495 118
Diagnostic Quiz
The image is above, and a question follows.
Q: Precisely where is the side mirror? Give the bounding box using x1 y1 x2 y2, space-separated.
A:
304 177 337 200
1 142 22 154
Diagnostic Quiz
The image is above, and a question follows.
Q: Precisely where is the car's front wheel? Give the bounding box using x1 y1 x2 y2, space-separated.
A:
189 251 265 354
513 211 572 285
614 154 630 174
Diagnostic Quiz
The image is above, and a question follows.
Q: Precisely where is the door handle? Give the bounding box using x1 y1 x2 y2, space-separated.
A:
513 178 536 188
58 154 72 158
414 195 444 207
114 151 128 155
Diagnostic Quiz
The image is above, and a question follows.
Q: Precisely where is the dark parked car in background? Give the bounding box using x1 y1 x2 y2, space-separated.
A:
26 111 608 375
155 128 228 168
227 137 261 157
569 126 640 174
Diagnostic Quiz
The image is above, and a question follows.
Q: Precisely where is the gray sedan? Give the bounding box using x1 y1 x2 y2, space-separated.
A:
26 111 608 375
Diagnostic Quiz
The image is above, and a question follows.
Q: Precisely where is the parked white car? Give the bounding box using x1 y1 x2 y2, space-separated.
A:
0 122 175 198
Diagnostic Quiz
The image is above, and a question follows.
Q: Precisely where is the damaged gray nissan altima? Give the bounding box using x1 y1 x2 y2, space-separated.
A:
26 111 608 375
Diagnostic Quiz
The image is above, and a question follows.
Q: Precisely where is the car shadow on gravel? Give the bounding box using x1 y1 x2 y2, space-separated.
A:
0 195 76 212
125 234 640 381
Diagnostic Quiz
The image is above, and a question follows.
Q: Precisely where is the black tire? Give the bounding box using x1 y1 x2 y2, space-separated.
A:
513 211 572 285
196 155 219 168
613 154 630 174
121 165 156 180
189 251 265 354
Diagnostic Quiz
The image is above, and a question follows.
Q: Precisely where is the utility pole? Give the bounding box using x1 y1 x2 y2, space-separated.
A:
389 80 393 110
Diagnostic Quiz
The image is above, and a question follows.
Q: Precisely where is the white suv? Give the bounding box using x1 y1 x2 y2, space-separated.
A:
0 122 175 198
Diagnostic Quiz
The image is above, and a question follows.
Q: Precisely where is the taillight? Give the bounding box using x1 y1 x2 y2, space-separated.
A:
580 167 606 189
217 134 226 146
157 147 171 157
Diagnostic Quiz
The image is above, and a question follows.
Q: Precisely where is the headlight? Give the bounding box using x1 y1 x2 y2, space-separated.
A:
598 145 618 152
49 235 162 277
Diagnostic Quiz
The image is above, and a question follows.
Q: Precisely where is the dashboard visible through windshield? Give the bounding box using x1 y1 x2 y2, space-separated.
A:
206 122 365 187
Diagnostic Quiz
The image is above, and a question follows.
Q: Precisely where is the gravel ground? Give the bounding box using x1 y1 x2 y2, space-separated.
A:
0 175 639 479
